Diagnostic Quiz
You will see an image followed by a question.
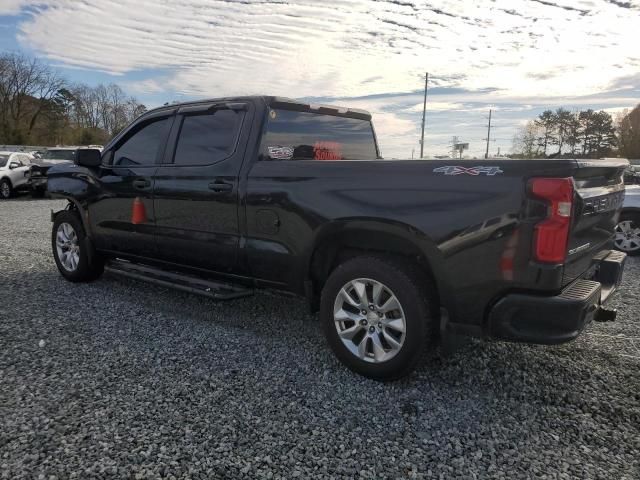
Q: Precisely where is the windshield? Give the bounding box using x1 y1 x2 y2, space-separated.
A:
41 150 75 161
0 155 8 167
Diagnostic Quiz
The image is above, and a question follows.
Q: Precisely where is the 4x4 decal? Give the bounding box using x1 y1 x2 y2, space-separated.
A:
433 166 504 176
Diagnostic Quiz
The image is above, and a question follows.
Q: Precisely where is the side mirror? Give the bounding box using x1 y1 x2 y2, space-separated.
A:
9 162 20 170
75 149 102 167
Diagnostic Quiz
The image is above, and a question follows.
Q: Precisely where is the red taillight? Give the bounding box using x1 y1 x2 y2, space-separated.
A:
530 177 574 264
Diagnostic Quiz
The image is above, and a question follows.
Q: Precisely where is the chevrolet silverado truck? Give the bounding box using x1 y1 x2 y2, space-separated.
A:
47 96 628 380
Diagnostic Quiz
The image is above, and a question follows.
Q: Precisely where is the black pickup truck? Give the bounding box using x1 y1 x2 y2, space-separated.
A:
48 96 628 380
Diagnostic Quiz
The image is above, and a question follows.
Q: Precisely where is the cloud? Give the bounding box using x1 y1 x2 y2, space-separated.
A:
122 78 169 95
8 0 640 98
2 0 639 157
0 0 29 15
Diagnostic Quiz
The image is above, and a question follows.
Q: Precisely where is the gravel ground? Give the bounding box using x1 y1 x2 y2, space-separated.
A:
1 198 639 480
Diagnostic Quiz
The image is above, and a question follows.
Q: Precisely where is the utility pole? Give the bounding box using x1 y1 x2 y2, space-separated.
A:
484 109 492 159
420 72 428 159
450 136 459 159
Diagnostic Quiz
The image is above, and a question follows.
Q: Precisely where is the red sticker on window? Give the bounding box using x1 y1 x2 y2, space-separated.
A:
313 141 342 160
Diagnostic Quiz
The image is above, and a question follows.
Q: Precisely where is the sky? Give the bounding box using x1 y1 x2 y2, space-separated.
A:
1 0 639 158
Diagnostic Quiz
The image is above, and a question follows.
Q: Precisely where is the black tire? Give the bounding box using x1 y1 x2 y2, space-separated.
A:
320 255 438 381
614 211 640 257
52 210 104 282
31 187 46 198
0 178 13 199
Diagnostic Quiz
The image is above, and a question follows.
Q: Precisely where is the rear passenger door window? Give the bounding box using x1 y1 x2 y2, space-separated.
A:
173 110 244 166
260 109 378 161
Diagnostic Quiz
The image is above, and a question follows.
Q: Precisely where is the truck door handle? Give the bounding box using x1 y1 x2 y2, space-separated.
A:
208 181 233 193
133 178 151 189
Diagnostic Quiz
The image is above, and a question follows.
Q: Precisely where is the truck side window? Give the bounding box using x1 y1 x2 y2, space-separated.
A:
261 109 377 161
173 110 243 166
113 118 169 166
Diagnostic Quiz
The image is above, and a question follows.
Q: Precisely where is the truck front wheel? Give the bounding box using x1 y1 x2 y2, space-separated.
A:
320 256 438 380
52 210 104 282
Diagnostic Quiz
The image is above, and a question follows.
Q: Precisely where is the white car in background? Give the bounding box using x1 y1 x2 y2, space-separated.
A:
615 184 640 256
0 151 34 199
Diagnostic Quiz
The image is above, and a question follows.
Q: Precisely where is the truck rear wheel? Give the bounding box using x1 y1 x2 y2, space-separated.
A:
320 256 438 380
52 210 104 282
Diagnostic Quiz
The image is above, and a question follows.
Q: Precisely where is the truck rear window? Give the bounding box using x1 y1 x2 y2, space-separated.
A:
261 109 377 161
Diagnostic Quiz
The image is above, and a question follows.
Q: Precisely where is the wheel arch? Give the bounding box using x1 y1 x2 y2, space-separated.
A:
51 197 92 239
306 219 452 312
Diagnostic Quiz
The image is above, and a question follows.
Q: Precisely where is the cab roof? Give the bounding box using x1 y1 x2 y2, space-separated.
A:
146 96 372 121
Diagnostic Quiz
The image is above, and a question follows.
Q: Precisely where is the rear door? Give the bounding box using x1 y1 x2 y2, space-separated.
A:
245 106 379 288
89 112 174 257
563 159 627 283
152 102 251 273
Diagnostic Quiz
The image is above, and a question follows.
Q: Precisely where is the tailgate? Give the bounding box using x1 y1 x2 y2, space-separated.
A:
563 159 627 285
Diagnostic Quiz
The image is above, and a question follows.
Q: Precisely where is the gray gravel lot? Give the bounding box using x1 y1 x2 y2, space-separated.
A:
1 198 639 479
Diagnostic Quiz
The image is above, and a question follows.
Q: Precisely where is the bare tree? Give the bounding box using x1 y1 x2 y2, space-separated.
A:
71 84 101 129
512 121 542 158
0 52 150 145
0 52 65 142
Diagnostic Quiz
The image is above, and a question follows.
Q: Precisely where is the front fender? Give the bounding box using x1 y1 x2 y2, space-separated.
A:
47 163 98 204
48 164 99 238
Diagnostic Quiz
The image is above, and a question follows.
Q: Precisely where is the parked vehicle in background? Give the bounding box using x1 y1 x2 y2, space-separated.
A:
623 164 640 185
615 184 640 256
28 147 78 197
47 96 628 380
0 151 34 199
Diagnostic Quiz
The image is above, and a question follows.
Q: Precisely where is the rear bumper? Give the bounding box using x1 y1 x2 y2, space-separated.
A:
487 250 626 344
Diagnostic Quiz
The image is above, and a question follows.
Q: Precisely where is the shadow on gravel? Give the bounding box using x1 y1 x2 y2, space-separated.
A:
5 267 638 401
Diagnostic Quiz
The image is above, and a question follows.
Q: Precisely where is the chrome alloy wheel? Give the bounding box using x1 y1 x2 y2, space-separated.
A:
55 222 80 271
333 278 407 363
614 220 640 253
